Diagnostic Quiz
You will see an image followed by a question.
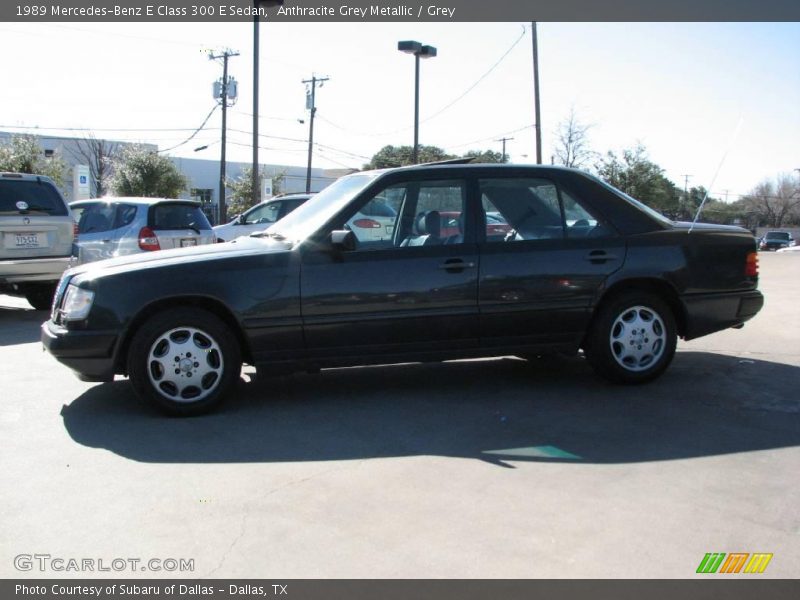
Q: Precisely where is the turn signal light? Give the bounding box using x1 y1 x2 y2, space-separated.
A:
138 227 161 251
745 251 758 277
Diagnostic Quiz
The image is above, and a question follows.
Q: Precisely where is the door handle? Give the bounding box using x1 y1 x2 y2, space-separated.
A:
438 259 475 271
584 250 617 263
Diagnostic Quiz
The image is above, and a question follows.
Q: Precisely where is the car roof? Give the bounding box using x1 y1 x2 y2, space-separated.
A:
1 172 58 184
70 197 201 207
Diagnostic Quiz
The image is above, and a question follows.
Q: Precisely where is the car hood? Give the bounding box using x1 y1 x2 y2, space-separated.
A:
67 236 290 281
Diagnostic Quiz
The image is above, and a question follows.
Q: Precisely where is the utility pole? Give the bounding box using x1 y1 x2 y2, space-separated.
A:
531 22 542 164
302 75 329 193
209 48 239 224
496 137 514 163
682 174 692 216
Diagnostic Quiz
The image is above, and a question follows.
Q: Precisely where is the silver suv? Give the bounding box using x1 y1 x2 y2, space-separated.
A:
0 173 73 310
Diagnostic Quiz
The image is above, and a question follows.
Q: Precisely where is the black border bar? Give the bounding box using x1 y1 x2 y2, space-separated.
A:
3 0 800 22
5 580 800 600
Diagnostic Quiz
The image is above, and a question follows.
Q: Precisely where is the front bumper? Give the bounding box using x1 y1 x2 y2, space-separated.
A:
681 289 764 340
41 319 119 382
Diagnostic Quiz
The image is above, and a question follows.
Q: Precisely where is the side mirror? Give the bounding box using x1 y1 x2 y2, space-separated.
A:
330 230 356 252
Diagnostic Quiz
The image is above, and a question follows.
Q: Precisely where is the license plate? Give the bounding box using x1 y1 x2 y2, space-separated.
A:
8 233 44 248
180 238 197 248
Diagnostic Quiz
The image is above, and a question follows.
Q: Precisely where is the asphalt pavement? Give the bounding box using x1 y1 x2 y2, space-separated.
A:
1 253 798 578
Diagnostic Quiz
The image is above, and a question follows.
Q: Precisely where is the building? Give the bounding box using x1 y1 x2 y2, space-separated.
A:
1 131 354 223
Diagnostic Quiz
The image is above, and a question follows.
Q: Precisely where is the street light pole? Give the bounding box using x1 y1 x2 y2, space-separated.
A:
398 41 437 164
531 22 542 165
253 10 260 207
252 1 284 207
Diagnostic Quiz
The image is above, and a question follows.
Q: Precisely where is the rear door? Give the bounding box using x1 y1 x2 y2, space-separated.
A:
0 176 72 260
476 176 626 349
148 202 215 249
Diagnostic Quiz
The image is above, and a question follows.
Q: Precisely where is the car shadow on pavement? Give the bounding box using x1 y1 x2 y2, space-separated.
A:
60 352 800 467
0 304 46 346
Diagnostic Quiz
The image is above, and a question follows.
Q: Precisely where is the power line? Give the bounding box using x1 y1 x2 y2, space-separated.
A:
158 105 219 153
0 124 220 133
420 25 527 125
314 27 528 139
446 123 535 151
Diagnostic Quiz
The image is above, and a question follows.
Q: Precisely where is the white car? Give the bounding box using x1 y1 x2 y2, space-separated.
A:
213 194 311 242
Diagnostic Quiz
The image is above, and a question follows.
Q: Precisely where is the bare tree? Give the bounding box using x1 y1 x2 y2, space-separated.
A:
553 107 594 169
69 134 119 197
742 173 800 227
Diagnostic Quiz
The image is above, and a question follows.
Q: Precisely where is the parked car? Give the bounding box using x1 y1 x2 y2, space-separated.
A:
213 193 312 242
43 164 764 415
0 172 73 309
70 197 215 265
347 196 397 242
759 231 794 251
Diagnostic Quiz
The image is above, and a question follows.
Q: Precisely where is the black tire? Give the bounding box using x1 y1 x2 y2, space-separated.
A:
584 291 677 384
127 307 242 416
24 283 57 311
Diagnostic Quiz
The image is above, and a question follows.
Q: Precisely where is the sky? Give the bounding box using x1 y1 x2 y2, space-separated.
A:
0 21 798 200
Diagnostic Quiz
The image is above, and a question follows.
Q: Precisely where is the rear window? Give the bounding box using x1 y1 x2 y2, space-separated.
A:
0 179 68 216
149 203 212 231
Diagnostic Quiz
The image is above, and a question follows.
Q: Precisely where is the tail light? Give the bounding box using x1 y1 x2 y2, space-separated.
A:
73 221 79 242
138 227 161 251
352 218 381 229
745 251 758 277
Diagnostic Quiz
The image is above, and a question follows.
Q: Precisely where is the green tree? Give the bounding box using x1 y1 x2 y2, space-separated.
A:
226 167 286 218
464 149 504 163
0 134 68 186
110 145 186 198
595 143 680 216
365 145 455 169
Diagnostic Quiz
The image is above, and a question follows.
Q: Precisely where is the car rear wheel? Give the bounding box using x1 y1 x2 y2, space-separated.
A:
584 291 677 384
24 283 57 311
127 308 241 416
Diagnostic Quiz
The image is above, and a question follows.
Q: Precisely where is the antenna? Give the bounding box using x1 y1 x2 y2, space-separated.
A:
689 117 744 233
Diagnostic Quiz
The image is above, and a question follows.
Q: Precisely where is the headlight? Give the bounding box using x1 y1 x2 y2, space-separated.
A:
61 285 95 321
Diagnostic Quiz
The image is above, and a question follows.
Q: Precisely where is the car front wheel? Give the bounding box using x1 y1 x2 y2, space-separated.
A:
127 307 241 416
584 291 677 384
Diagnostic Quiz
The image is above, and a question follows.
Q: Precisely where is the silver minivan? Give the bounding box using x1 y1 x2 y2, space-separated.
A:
70 197 215 265
0 172 74 309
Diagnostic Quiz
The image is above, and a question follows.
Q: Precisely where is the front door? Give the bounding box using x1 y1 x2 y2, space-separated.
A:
300 176 479 360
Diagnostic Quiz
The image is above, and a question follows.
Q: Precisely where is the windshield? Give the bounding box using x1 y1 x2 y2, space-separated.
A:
268 172 381 242
765 232 790 240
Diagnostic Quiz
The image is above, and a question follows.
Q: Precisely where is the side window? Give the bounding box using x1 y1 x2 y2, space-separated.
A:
244 202 280 225
561 189 614 239
340 179 466 251
479 178 614 242
114 204 138 229
480 178 564 242
76 203 116 234
345 186 404 247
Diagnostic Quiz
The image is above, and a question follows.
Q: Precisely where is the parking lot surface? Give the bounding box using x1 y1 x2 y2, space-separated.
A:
1 253 798 578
